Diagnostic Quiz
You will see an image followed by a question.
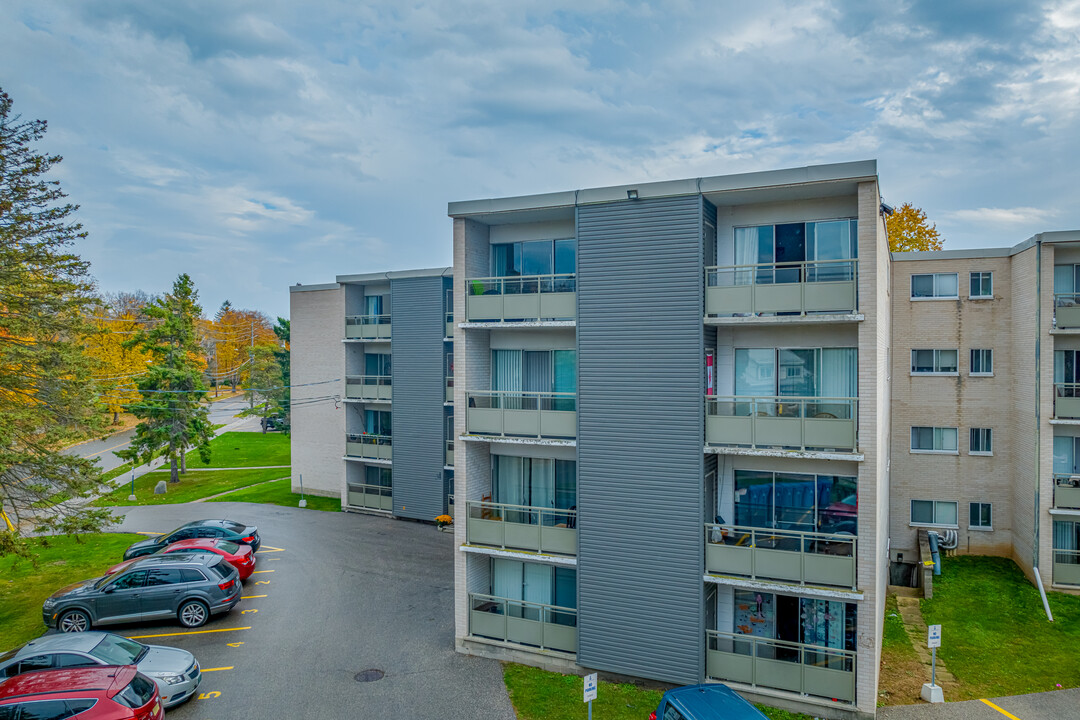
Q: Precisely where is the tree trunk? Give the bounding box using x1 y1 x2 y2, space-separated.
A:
170 456 179 483
180 451 186 475
112 411 119 424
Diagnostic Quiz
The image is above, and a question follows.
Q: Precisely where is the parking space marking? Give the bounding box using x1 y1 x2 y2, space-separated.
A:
126 626 251 639
254 580 270 585
251 569 274 573
256 544 285 553
198 691 222 700
199 667 234 672
136 531 164 536
227 642 244 647
240 594 267 599
240 608 258 615
980 699 1023 720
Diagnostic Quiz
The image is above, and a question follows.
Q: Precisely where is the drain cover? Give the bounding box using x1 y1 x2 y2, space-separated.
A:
355 669 385 683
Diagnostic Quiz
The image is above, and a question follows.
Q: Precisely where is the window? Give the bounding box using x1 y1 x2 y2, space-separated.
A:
490 239 576 278
53 654 98 669
911 273 959 299
109 570 147 591
911 426 958 453
733 470 858 535
180 568 207 584
730 219 858 284
970 272 993 298
911 349 958 374
970 428 993 455
970 349 993 375
970 503 993 529
911 500 959 526
146 568 184 586
17 655 53 673
364 353 391 376
663 705 687 720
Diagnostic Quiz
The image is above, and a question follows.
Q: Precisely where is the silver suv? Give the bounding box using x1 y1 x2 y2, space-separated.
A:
42 553 242 633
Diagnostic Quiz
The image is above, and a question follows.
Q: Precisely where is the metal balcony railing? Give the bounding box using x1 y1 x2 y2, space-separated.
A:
1054 293 1080 329
346 483 392 512
465 273 576 322
466 391 576 439
1054 475 1080 510
705 259 857 317
706 395 858 452
1053 547 1080 586
345 375 392 401
705 524 857 590
345 314 391 340
345 433 392 461
1054 383 1080 419
466 500 577 556
469 593 577 654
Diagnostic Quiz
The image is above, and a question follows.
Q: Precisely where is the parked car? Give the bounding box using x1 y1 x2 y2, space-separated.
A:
42 554 241 633
0 665 162 720
108 539 255 580
0 632 200 709
650 684 768 720
123 519 260 560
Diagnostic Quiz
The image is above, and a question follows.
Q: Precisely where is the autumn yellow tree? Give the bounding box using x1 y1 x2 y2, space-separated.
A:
888 202 944 252
85 294 155 424
204 302 276 392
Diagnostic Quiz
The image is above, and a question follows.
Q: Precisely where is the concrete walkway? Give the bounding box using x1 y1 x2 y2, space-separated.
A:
178 465 290 472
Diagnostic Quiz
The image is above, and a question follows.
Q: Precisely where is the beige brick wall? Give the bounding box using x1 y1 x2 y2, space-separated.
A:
290 285 346 499
889 254 1017 557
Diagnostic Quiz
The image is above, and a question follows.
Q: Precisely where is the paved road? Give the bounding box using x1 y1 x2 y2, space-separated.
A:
96 503 514 720
62 397 258 474
880 689 1080 720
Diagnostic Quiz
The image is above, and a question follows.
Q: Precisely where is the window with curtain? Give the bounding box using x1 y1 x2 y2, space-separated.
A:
491 349 576 409
364 294 386 316
490 558 577 618
910 426 957 452
364 466 391 487
1053 521 1080 570
911 499 958 526
731 220 856 286
1055 351 1080 400
491 239 576 278
734 348 856 401
364 353 391 376
1055 265 1079 296
1054 436 1080 475
733 470 857 535
364 409 391 436
493 455 576 521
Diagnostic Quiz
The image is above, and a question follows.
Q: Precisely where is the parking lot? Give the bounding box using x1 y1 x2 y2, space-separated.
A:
94 503 515 720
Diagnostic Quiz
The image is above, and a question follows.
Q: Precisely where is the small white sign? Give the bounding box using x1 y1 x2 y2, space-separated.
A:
927 624 941 649
583 673 598 703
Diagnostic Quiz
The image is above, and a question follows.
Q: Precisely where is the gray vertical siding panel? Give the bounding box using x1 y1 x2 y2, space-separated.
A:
577 195 705 684
391 276 447 520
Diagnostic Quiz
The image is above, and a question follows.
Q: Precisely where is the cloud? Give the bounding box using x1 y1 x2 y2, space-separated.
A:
945 207 1054 226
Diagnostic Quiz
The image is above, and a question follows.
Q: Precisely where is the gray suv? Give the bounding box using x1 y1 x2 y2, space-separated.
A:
42 554 242 633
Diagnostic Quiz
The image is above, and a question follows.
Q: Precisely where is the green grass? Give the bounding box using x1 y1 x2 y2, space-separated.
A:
209 477 341 512
93 467 289 507
184 431 290 469
502 664 814 720
0 533 142 652
921 555 1080 699
882 594 917 660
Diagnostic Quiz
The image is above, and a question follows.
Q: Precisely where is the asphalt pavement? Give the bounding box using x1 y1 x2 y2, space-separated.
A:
879 689 1080 720
98 503 515 720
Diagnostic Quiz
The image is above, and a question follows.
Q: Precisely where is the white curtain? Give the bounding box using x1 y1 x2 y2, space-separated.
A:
529 459 555 509
819 348 857 398
494 455 524 507
492 558 523 600
733 227 759 286
1056 265 1075 296
523 563 552 607
492 350 522 392
1054 521 1078 553
1054 436 1075 475
522 351 552 393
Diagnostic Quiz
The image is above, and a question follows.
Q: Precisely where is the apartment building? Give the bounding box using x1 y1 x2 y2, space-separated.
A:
449 161 891 719
889 232 1080 593
290 268 455 520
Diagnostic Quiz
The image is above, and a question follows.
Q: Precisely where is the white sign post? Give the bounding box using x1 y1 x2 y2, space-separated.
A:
583 673 597 718
921 624 944 704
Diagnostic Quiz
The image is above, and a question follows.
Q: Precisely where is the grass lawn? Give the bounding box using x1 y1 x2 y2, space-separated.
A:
184 431 290 469
209 477 341 512
503 664 814 720
93 467 289 507
878 594 926 706
921 555 1080 700
1 533 142 653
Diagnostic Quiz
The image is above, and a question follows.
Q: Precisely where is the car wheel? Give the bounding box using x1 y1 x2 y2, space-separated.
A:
59 609 91 633
178 600 209 628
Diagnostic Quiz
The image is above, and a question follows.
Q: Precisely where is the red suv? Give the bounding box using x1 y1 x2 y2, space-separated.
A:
0 665 162 720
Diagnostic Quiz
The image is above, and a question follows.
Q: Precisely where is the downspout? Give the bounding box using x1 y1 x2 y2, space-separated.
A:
1033 239 1054 622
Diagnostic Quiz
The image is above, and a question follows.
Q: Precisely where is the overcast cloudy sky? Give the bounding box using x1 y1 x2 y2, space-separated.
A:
3 1 1079 317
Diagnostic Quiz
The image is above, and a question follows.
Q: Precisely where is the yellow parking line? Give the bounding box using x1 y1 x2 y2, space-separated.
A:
126 627 251 639
980 699 1023 720
251 570 274 574
199 667 234 672
256 545 285 553
136 531 164 536
240 595 267 599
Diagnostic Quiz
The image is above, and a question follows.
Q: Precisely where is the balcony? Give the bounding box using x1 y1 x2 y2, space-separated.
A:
347 483 393 512
466 501 576 556
1054 476 1080 510
469 593 577 654
1055 384 1080 419
345 314 391 340
705 260 857 319
1055 294 1080 329
345 433 392 461
706 396 857 453
1055 548 1080 586
465 274 576 323
705 524 856 590
466 391 576 440
345 375 391 402
446 308 454 338
706 630 855 704
446 375 454 403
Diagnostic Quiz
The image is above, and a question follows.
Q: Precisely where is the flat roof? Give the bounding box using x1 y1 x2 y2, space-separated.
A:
334 266 452 284
448 160 878 219
891 230 1080 262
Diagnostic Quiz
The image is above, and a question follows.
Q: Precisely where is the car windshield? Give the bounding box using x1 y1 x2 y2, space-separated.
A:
90 635 147 665
0 648 16 665
92 575 113 590
216 541 240 554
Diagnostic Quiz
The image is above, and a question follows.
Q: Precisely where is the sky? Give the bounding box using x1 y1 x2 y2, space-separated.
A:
2 0 1079 318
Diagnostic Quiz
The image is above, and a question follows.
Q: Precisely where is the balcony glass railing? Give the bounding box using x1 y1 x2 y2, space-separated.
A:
1053 548 1080 586
345 314 391 340
1055 293 1080 329
1055 383 1080 419
347 483 392 512
466 391 577 439
706 396 857 452
446 309 454 338
345 433 392 461
446 375 454 403
445 438 454 467
705 524 856 590
469 593 577 654
706 630 855 703
345 375 392 401
705 259 857 317
1054 475 1080 510
466 274 576 322
467 500 577 556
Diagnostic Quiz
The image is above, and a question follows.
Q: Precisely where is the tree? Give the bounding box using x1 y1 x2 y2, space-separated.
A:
120 274 213 483
239 344 284 433
888 202 944 252
85 295 154 424
205 302 275 391
0 87 115 552
272 317 290 432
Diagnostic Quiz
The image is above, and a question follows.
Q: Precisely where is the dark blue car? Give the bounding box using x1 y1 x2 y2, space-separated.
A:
650 684 768 720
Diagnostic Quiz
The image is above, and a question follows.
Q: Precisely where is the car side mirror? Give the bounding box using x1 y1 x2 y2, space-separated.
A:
102 586 115 594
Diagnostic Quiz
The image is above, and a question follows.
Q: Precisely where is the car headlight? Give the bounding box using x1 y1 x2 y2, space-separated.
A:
42 598 57 609
152 672 186 685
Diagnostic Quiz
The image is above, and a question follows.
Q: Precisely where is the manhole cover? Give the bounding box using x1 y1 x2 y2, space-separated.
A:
354 669 385 683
